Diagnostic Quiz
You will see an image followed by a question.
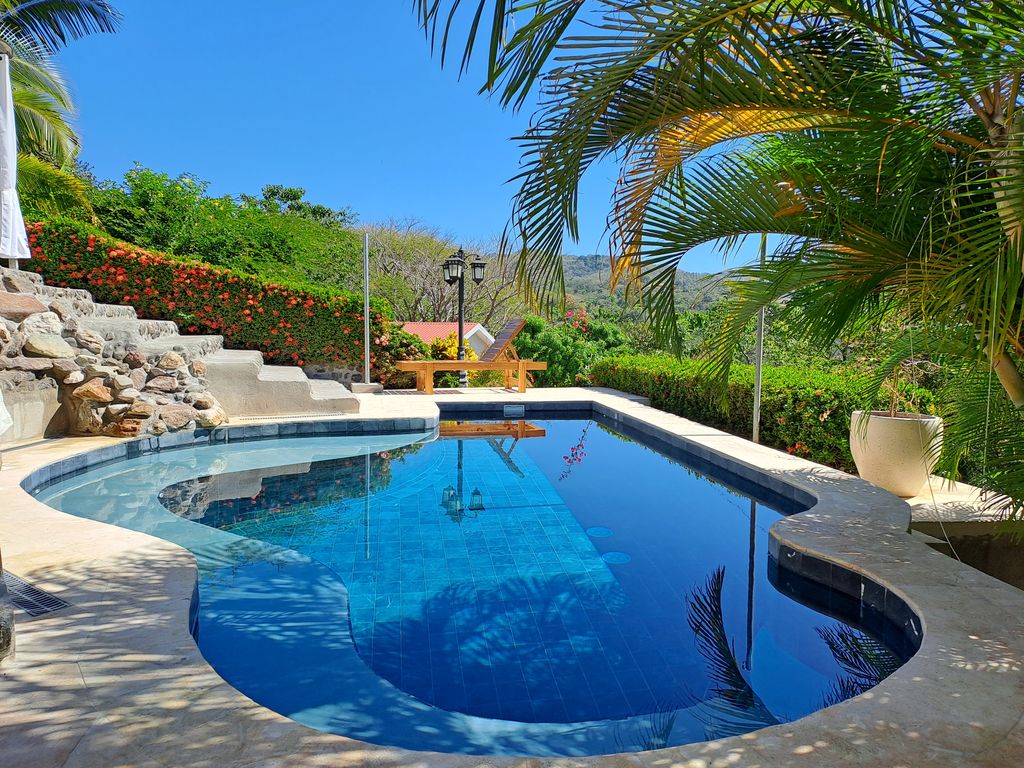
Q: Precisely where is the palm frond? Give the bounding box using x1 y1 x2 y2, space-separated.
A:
0 0 120 53
17 152 93 217
817 624 902 707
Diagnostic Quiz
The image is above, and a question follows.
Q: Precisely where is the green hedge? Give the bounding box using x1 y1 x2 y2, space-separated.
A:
591 355 934 471
25 219 425 385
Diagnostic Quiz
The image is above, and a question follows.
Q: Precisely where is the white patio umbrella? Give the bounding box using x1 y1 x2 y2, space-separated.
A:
0 42 29 270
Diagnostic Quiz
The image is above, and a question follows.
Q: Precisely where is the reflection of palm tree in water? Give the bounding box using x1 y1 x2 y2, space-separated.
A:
683 567 901 742
818 626 902 706
686 567 781 739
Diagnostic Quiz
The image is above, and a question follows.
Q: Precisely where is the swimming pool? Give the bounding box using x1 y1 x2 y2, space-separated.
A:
32 415 912 756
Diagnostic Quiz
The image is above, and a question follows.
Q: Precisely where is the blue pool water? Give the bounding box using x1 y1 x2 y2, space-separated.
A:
33 417 908 756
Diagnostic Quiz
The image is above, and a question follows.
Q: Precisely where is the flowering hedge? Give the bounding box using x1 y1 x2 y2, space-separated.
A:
591 355 934 471
25 219 425 384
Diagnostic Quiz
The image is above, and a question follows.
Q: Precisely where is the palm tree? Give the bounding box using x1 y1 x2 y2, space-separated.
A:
416 1 1024 513
0 2 119 213
414 1 1024 393
2 1 120 164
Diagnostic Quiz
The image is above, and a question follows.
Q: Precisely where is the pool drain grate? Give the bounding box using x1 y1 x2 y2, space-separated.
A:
3 573 71 617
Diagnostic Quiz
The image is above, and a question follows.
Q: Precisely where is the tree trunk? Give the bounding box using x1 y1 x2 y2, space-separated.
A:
987 112 1024 407
992 350 1024 410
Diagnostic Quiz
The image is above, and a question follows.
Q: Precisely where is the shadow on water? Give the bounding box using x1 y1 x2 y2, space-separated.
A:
358 575 700 724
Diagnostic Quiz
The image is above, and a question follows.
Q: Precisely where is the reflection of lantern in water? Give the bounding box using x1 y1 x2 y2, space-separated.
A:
441 485 456 507
469 488 485 513
439 441 484 524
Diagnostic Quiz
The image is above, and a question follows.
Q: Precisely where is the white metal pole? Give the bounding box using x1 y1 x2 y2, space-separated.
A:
363 232 371 384
752 235 766 444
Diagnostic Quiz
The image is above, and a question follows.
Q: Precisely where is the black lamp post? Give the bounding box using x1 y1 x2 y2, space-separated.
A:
442 248 486 387
440 439 484 524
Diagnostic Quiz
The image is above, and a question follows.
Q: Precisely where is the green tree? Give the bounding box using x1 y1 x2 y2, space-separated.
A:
242 184 354 229
88 165 363 290
513 309 631 386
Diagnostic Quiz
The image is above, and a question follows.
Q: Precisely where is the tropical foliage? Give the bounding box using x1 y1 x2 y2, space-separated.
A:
0 2 120 215
17 152 92 217
88 165 365 291
427 329 484 386
513 308 631 386
1 0 120 165
417 0 1024 517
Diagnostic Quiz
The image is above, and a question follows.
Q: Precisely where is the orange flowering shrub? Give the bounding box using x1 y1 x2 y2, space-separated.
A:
25 219 425 384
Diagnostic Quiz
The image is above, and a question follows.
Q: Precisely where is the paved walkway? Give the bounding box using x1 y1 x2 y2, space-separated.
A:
908 477 1012 524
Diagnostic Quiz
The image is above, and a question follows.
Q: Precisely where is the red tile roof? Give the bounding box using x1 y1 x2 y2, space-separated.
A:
400 322 482 344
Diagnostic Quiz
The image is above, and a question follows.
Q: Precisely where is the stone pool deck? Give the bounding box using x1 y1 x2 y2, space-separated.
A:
1 386 1023 766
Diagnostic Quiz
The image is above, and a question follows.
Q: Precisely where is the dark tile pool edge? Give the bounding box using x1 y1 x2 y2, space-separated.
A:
590 399 931 660
19 415 440 496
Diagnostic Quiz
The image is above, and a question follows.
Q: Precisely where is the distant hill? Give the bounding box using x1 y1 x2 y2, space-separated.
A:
562 254 728 314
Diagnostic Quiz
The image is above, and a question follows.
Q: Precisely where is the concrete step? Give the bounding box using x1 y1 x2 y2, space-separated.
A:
308 379 351 400
79 317 180 341
258 364 310 383
203 349 262 365
202 349 358 417
137 334 224 360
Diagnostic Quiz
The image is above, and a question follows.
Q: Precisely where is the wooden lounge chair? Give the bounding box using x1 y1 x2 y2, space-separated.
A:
396 319 547 393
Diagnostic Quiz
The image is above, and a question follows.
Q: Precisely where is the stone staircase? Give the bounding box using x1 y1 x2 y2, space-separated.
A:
0 268 359 441
8 270 225 362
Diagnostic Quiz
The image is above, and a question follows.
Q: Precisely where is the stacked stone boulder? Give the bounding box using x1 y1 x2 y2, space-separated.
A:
0 268 227 438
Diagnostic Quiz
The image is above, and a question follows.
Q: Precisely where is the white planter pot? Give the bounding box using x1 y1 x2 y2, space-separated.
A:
849 410 944 498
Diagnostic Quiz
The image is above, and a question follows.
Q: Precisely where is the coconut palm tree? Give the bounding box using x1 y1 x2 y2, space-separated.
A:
415 1 1024 397
416 1 1024 514
2 1 120 164
0 2 119 211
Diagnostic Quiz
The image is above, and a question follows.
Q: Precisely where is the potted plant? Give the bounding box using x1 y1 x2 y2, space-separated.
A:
849 361 943 498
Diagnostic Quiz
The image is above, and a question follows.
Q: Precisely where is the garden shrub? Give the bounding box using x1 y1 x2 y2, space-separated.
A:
591 355 934 471
428 331 482 387
513 309 632 386
25 219 424 386
87 165 362 292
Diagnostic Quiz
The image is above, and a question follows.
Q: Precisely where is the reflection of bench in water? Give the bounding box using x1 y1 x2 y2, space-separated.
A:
438 421 545 440
439 420 546 478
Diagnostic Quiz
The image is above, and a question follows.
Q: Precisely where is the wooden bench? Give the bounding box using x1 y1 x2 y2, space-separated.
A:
395 358 547 393
397 318 546 393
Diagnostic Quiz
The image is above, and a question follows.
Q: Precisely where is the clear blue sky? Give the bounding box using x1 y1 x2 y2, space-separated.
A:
57 0 750 273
